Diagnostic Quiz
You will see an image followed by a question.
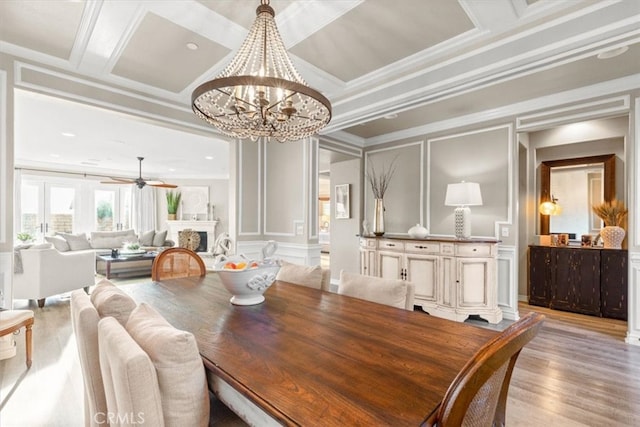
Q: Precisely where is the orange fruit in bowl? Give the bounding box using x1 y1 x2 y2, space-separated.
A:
224 262 236 269
235 262 247 270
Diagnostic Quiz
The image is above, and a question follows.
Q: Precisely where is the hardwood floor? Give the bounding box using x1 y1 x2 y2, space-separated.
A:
2 281 639 426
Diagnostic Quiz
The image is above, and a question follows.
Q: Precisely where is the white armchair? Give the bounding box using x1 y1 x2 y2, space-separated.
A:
13 247 95 308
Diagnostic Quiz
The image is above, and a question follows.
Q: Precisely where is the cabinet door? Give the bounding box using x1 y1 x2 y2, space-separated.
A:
552 248 600 315
405 254 438 302
528 246 552 307
601 250 627 320
360 249 376 276
457 258 490 309
571 249 601 316
439 256 456 308
551 249 573 312
378 251 403 280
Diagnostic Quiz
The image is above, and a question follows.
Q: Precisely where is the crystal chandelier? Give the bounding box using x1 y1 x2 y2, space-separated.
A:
192 0 332 142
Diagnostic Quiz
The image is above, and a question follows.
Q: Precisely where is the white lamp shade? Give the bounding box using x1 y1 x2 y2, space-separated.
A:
445 182 483 206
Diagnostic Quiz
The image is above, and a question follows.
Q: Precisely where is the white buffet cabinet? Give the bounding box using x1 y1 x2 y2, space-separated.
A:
360 236 502 324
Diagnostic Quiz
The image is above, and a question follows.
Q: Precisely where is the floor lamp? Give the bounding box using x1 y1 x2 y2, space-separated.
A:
445 182 483 239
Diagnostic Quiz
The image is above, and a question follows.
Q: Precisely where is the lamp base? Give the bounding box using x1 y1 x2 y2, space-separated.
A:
454 206 472 239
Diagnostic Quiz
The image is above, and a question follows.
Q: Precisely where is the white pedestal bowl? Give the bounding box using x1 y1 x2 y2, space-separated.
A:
214 257 280 306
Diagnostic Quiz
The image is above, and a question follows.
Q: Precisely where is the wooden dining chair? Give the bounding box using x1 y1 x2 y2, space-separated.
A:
151 248 206 281
424 312 545 427
0 309 34 368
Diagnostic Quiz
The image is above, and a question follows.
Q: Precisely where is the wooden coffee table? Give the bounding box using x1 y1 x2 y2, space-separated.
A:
96 252 157 279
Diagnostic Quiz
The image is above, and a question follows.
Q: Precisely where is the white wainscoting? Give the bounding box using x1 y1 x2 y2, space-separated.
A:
236 241 322 266
0 251 11 309
497 245 519 321
626 251 640 346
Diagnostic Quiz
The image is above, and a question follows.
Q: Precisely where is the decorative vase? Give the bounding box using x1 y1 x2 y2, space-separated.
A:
168 213 177 220
373 198 385 236
600 226 625 249
408 224 428 239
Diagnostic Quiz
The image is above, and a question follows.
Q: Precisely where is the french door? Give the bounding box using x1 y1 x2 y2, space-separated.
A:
20 181 77 240
18 178 132 242
94 187 132 231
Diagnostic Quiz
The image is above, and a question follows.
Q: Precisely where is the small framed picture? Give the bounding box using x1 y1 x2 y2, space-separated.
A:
335 184 350 219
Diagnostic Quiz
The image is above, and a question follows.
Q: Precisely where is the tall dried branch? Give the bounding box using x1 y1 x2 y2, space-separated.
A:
366 157 397 199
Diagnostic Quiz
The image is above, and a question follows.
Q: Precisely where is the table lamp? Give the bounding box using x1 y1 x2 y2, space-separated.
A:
445 182 483 239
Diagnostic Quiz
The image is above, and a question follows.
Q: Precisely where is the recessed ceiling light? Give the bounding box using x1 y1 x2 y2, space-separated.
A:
383 113 398 120
50 153 60 158
61 132 76 137
169 168 176 172
597 46 628 59
205 156 214 160
186 42 199 51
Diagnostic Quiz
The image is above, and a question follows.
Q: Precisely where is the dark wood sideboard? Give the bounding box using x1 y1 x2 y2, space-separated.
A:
528 245 627 320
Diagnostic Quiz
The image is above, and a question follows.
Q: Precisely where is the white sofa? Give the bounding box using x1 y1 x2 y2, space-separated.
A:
46 229 174 279
13 245 96 308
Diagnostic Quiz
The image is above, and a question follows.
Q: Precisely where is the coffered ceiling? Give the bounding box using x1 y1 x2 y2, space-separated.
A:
1 0 638 179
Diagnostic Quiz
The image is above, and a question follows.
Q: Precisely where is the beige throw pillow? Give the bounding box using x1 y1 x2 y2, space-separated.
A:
338 270 409 310
58 232 92 251
152 230 168 247
276 261 323 289
139 230 155 246
45 236 70 252
90 279 137 325
126 303 209 427
98 317 164 427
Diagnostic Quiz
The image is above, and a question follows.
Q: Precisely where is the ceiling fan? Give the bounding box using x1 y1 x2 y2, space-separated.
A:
101 157 177 189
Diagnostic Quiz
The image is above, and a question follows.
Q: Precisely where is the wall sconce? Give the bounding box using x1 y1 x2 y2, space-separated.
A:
445 182 483 239
540 195 562 216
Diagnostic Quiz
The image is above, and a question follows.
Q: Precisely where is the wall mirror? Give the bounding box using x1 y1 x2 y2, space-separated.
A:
540 154 615 238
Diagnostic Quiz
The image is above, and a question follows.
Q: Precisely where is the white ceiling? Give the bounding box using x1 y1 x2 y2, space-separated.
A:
1 0 638 180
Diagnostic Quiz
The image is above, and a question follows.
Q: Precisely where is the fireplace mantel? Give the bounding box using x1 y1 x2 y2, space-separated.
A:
165 220 218 253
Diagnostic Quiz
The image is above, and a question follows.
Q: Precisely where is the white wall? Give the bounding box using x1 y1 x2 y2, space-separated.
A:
330 158 362 283
156 178 229 239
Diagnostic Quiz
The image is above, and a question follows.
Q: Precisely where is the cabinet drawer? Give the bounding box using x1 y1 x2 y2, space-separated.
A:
406 241 440 253
440 243 455 255
455 244 492 257
360 238 377 249
378 240 404 251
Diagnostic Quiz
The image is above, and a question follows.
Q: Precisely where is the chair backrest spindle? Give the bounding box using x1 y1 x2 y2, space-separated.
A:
152 248 206 281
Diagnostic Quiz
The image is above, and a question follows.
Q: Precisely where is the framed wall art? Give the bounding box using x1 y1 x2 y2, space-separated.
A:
181 186 209 219
335 184 350 219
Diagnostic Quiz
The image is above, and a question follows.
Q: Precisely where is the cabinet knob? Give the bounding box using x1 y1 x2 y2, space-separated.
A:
388 243 395 247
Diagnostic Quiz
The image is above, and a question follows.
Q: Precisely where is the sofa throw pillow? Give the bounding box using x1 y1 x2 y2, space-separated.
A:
90 279 137 325
338 270 408 310
126 303 209 427
139 230 155 246
152 230 168 247
58 232 92 251
90 229 138 249
45 236 70 252
276 261 323 289
98 317 164 427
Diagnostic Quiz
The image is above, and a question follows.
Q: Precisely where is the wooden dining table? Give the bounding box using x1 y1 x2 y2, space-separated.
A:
122 273 497 426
